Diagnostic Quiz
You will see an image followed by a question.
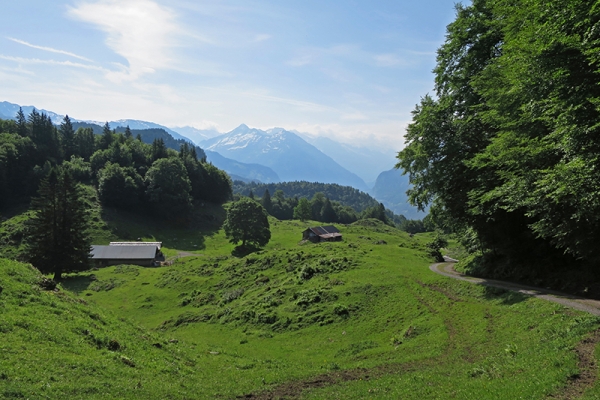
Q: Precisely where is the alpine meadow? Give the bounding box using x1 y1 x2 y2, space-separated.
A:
3 0 600 399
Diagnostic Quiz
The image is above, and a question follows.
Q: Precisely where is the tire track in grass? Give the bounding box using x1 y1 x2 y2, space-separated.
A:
430 262 600 399
239 263 600 400
238 281 468 399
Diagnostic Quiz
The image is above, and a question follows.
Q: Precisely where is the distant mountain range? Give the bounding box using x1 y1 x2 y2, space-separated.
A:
0 101 64 124
204 150 279 183
170 126 221 144
1 100 426 218
106 120 192 143
299 135 398 186
200 125 370 191
371 168 425 220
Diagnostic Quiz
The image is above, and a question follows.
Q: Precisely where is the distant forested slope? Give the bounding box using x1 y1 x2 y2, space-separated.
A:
233 181 380 212
71 122 207 161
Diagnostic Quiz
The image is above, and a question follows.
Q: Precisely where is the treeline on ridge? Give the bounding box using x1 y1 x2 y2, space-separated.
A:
0 109 232 218
234 181 414 227
234 181 381 213
397 0 600 291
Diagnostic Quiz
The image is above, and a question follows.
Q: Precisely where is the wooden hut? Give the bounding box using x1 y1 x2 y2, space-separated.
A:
302 226 342 243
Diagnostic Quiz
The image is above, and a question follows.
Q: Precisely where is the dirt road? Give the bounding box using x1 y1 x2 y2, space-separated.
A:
430 261 600 316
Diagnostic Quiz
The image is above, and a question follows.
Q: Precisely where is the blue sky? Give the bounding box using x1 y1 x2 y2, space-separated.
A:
0 0 458 150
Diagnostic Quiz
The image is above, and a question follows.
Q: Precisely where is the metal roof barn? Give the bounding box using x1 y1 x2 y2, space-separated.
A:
90 245 159 267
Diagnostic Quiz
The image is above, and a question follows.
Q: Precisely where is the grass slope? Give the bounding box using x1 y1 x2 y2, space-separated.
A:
2 210 600 398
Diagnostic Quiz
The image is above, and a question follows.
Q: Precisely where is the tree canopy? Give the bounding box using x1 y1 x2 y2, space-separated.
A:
26 167 91 280
223 198 271 249
0 110 232 218
397 0 600 282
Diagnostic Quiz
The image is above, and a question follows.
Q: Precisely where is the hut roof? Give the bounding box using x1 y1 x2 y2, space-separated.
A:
306 225 340 234
305 226 342 239
109 241 162 250
91 245 158 260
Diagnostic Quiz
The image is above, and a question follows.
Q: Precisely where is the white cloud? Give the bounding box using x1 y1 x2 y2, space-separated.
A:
7 37 93 62
67 0 180 81
0 55 105 71
0 64 35 76
286 54 313 67
253 34 271 42
287 120 408 152
341 112 368 121
374 53 408 67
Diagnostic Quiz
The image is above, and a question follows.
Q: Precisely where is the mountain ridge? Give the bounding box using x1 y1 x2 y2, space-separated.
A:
201 125 369 191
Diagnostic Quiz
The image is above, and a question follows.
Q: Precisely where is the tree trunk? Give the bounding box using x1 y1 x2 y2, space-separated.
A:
53 269 62 281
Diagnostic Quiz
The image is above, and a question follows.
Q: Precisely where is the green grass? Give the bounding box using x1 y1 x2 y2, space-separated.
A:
2 209 600 398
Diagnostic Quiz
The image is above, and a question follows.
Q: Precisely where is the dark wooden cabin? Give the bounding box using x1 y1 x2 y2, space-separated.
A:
302 226 342 243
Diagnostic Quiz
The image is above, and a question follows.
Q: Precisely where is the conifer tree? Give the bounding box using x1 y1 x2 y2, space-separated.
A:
27 167 91 280
60 115 76 159
16 107 27 137
320 198 337 222
124 125 132 139
100 122 113 149
261 189 273 214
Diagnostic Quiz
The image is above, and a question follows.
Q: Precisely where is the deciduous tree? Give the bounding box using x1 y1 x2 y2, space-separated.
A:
223 198 271 248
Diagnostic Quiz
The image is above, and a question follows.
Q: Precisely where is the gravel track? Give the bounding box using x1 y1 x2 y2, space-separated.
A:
430 261 600 316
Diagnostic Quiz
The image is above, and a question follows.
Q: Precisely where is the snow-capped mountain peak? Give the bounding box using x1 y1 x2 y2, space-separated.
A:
200 125 369 191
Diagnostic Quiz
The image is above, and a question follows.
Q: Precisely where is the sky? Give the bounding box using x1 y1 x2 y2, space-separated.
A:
0 0 458 151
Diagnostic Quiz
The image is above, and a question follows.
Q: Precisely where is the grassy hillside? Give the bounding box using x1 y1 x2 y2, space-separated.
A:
2 211 600 398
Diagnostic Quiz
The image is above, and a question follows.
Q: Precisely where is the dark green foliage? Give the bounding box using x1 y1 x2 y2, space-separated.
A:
99 122 114 149
0 110 232 220
16 107 27 137
26 167 91 280
261 189 273 214
233 181 380 213
74 128 96 160
320 199 337 223
151 138 169 161
223 198 271 248
98 162 144 210
426 234 448 262
361 203 389 225
397 0 600 284
235 180 406 225
62 156 93 183
145 158 193 218
0 133 38 208
202 163 232 204
293 198 311 221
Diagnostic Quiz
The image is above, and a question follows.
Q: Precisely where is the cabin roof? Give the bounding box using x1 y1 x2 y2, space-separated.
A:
305 225 341 236
109 241 162 250
91 245 158 260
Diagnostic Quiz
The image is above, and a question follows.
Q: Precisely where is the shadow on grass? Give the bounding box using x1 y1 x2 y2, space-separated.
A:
231 245 262 258
482 286 528 305
60 275 96 294
97 204 226 252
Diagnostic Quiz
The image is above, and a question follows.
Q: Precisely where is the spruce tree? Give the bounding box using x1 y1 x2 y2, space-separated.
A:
261 189 273 214
320 198 337 222
100 122 113 149
27 167 91 280
16 107 27 137
59 115 76 159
